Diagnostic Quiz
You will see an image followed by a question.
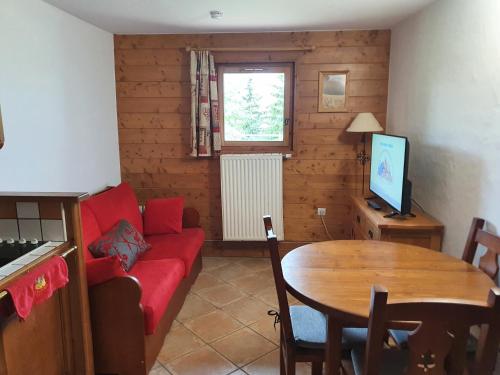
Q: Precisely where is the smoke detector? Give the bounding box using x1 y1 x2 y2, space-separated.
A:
210 10 223 19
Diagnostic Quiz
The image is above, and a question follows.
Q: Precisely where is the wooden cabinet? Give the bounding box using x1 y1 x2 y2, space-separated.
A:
0 193 93 375
350 196 444 251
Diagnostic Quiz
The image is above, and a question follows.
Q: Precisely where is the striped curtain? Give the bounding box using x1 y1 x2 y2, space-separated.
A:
190 51 221 157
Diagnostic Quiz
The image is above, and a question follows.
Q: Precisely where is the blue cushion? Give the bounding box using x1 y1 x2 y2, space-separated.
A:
389 329 410 348
351 347 409 375
343 327 369 349
289 305 368 349
389 329 478 352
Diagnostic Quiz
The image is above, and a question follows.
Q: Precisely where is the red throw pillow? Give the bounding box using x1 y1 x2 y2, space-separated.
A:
144 197 184 235
86 256 127 287
88 220 151 271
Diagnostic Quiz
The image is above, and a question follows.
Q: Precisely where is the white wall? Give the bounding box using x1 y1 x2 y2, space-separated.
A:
387 0 500 257
0 0 120 193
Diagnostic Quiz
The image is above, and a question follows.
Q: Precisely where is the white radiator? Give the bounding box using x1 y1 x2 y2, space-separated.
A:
220 154 284 241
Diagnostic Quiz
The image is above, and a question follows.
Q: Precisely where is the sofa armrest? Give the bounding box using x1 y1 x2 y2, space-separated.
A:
86 256 127 287
89 275 147 374
183 207 201 228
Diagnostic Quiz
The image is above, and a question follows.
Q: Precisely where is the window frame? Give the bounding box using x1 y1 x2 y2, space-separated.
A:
217 62 294 148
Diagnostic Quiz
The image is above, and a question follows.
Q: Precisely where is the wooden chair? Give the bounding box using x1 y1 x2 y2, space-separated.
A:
462 217 500 279
351 285 500 375
263 215 367 375
390 217 500 349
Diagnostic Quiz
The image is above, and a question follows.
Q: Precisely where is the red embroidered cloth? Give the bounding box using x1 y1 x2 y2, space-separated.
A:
4 256 69 320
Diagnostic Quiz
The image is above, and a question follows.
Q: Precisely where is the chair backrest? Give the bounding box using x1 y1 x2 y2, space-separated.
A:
462 217 500 280
263 215 294 344
363 285 500 375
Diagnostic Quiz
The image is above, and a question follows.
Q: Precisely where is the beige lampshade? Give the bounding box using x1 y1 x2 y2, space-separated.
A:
346 113 383 133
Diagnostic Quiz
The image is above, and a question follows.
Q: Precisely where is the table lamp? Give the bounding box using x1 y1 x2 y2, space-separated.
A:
346 113 383 194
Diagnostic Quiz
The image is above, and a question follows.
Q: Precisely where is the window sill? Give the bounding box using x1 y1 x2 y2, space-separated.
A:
220 145 292 155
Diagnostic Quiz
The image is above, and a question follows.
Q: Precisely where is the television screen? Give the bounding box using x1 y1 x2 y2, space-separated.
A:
369 134 409 212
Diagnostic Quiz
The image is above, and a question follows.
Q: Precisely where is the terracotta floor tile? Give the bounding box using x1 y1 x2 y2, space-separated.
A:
248 318 280 345
254 286 278 308
184 310 243 343
176 293 216 323
228 274 275 296
191 272 225 292
149 362 171 375
287 292 301 305
208 262 255 282
167 346 237 375
236 258 272 272
222 296 274 325
158 258 321 375
158 325 205 364
211 328 276 367
243 349 310 375
202 257 234 272
195 283 246 308
254 268 274 280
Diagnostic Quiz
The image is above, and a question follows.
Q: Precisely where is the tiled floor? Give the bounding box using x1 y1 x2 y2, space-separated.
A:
151 256 500 375
150 256 310 375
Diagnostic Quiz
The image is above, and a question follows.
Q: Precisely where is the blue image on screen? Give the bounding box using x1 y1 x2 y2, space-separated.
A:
370 134 407 211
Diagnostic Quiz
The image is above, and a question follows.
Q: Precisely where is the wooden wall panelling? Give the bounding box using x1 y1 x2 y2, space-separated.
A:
115 30 390 242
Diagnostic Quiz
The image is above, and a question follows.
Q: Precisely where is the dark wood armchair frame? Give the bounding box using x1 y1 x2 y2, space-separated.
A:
364 285 500 375
263 215 324 375
391 217 500 351
89 207 202 375
462 217 500 280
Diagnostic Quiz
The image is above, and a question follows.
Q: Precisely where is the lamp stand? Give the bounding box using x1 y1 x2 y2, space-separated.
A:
356 133 370 195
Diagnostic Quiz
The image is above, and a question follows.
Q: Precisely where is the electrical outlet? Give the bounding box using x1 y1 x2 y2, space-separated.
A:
317 207 326 216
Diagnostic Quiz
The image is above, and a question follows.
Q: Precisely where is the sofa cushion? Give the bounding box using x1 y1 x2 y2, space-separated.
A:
89 220 151 271
141 228 205 276
129 259 185 335
80 202 102 261
85 183 143 234
86 256 127 287
144 197 184 235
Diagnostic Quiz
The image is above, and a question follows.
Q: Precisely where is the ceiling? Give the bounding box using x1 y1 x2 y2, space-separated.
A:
43 0 436 34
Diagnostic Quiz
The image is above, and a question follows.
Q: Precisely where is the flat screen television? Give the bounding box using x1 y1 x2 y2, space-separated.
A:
369 134 412 216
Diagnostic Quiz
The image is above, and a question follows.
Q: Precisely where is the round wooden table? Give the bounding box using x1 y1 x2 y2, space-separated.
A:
281 240 495 374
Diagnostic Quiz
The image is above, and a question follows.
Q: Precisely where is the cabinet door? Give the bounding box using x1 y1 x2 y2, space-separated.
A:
1 290 68 374
381 230 437 250
363 219 381 240
352 225 369 240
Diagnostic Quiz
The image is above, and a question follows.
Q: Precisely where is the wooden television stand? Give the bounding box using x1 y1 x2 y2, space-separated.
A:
350 195 444 251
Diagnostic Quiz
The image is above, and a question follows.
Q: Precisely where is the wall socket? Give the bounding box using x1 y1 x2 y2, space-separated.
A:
317 207 326 216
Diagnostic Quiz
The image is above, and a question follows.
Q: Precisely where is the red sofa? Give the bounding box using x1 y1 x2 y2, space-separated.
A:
80 183 204 375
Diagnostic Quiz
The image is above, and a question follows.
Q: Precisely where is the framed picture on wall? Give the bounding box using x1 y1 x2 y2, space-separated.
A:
318 71 349 112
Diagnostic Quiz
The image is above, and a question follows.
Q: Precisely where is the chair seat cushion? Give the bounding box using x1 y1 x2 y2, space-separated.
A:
389 329 478 353
351 347 409 375
389 329 410 348
141 228 205 276
290 305 326 348
129 259 185 334
289 305 368 349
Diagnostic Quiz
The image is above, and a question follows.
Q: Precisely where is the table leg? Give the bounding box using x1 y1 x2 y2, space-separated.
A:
325 315 343 375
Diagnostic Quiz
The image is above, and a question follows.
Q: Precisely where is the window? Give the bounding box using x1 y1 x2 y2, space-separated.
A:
218 63 293 147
